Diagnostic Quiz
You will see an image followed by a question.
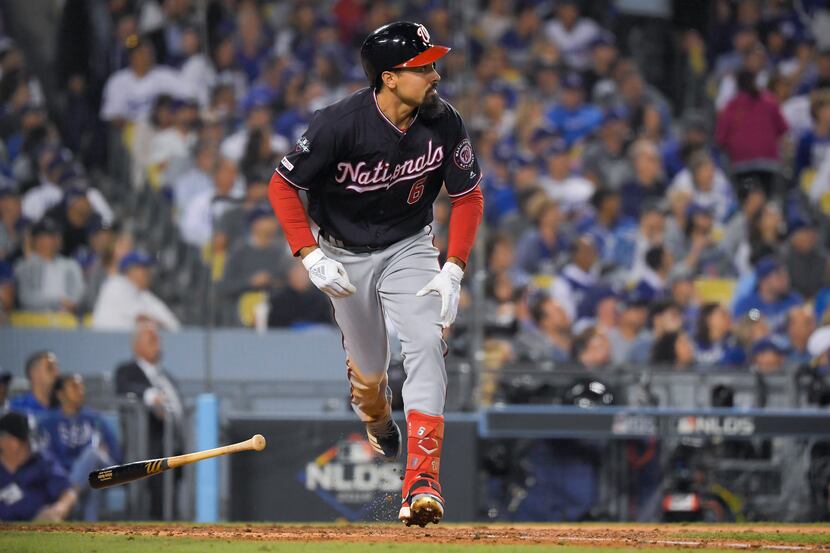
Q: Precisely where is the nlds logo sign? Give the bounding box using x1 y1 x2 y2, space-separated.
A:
298 433 402 520
676 416 755 436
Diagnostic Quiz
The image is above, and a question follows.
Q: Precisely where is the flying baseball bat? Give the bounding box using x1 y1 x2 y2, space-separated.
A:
88 434 266 490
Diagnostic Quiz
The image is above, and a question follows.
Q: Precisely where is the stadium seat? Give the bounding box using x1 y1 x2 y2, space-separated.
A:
693 278 736 306
10 311 79 329
238 291 267 327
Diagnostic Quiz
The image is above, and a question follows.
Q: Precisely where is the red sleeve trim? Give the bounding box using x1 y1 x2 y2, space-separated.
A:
447 186 484 264
268 171 317 256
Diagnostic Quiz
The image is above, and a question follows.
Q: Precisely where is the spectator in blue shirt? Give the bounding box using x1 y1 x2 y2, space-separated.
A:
9 351 59 416
0 412 76 521
514 199 568 275
620 139 666 220
546 72 603 147
39 374 121 520
785 305 816 365
793 89 830 181
733 257 804 331
694 303 746 368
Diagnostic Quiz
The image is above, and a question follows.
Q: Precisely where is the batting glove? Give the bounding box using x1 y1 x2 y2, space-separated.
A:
302 248 356 298
416 262 464 328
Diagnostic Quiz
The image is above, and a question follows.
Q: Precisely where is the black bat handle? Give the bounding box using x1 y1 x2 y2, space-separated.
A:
88 457 169 489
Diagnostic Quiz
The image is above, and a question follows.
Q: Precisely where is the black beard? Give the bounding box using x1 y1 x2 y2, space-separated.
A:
419 90 446 120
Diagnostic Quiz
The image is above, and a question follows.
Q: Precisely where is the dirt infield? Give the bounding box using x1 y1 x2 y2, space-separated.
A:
7 523 830 550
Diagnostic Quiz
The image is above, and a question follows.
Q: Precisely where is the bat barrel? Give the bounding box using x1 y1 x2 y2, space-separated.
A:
89 458 169 489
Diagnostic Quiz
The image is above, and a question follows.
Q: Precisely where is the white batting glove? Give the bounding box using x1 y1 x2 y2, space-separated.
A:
416 262 464 328
302 248 356 298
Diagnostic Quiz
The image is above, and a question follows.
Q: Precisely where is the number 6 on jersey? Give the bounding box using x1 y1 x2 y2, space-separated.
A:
407 176 426 205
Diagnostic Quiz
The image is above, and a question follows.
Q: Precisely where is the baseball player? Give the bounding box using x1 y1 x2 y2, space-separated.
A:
269 22 484 526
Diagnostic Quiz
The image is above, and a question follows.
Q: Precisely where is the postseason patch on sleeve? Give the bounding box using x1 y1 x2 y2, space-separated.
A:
280 157 295 172
453 138 475 170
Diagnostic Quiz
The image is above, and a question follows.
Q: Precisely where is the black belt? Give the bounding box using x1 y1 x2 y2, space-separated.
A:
319 230 388 254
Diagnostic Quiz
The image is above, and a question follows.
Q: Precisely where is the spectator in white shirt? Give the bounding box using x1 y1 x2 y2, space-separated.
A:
21 148 72 223
539 138 595 214
91 251 180 331
14 218 85 313
219 91 289 163
173 140 218 216
100 35 191 126
545 0 601 71
179 157 240 248
179 26 216 109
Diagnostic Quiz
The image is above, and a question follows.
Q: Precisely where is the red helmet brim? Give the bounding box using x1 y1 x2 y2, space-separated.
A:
393 45 451 69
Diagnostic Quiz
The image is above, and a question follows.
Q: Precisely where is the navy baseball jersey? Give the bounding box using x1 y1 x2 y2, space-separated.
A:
0 451 72 521
275 88 481 248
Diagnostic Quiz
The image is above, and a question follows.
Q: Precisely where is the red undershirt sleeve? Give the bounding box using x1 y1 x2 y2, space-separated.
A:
268 171 317 256
447 186 484 265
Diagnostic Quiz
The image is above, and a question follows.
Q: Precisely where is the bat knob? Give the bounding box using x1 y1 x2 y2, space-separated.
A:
251 434 266 451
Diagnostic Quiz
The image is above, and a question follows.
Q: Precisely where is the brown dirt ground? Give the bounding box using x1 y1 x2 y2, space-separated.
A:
5 523 830 550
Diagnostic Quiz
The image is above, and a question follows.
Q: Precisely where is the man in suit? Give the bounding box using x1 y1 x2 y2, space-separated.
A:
114 319 183 518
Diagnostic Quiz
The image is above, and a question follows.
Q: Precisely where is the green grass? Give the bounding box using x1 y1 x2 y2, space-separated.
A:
0 532 744 553
673 530 830 545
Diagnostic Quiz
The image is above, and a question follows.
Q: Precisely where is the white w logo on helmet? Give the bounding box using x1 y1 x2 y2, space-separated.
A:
416 24 431 44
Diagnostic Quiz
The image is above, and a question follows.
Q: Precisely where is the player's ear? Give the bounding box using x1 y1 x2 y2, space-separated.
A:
381 70 397 91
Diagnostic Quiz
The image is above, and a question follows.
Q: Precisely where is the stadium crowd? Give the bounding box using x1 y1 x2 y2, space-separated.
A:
2 0 830 524
2 0 826 372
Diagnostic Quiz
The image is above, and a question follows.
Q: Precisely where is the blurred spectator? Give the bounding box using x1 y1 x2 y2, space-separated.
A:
544 0 600 70
581 188 633 267
633 244 672 302
694 303 746 368
0 260 13 324
146 98 199 187
114 321 183 519
516 294 572 363
722 183 767 273
39 374 120 520
669 272 699 329
179 26 216 108
514 199 566 275
783 217 829 299
650 300 685 341
0 411 76 521
546 73 602 147
733 256 803 330
675 203 735 278
607 294 652 366
21 147 72 223
538 139 594 214
9 351 58 415
220 93 288 163
267 263 333 328
559 234 600 309
715 69 788 196
0 182 23 261
0 370 10 412
76 220 122 315
582 110 632 190
750 335 788 374
91 251 180 331
620 139 666 220
585 31 619 104
100 36 190 126
668 150 736 223
14 218 85 313
786 305 817 364
793 88 830 182
44 187 101 258
651 330 696 370
173 140 218 216
179 157 240 248
572 326 612 370
218 207 291 310
213 169 271 252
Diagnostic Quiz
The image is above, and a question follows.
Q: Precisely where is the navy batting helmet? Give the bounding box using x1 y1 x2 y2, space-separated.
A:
360 21 450 87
